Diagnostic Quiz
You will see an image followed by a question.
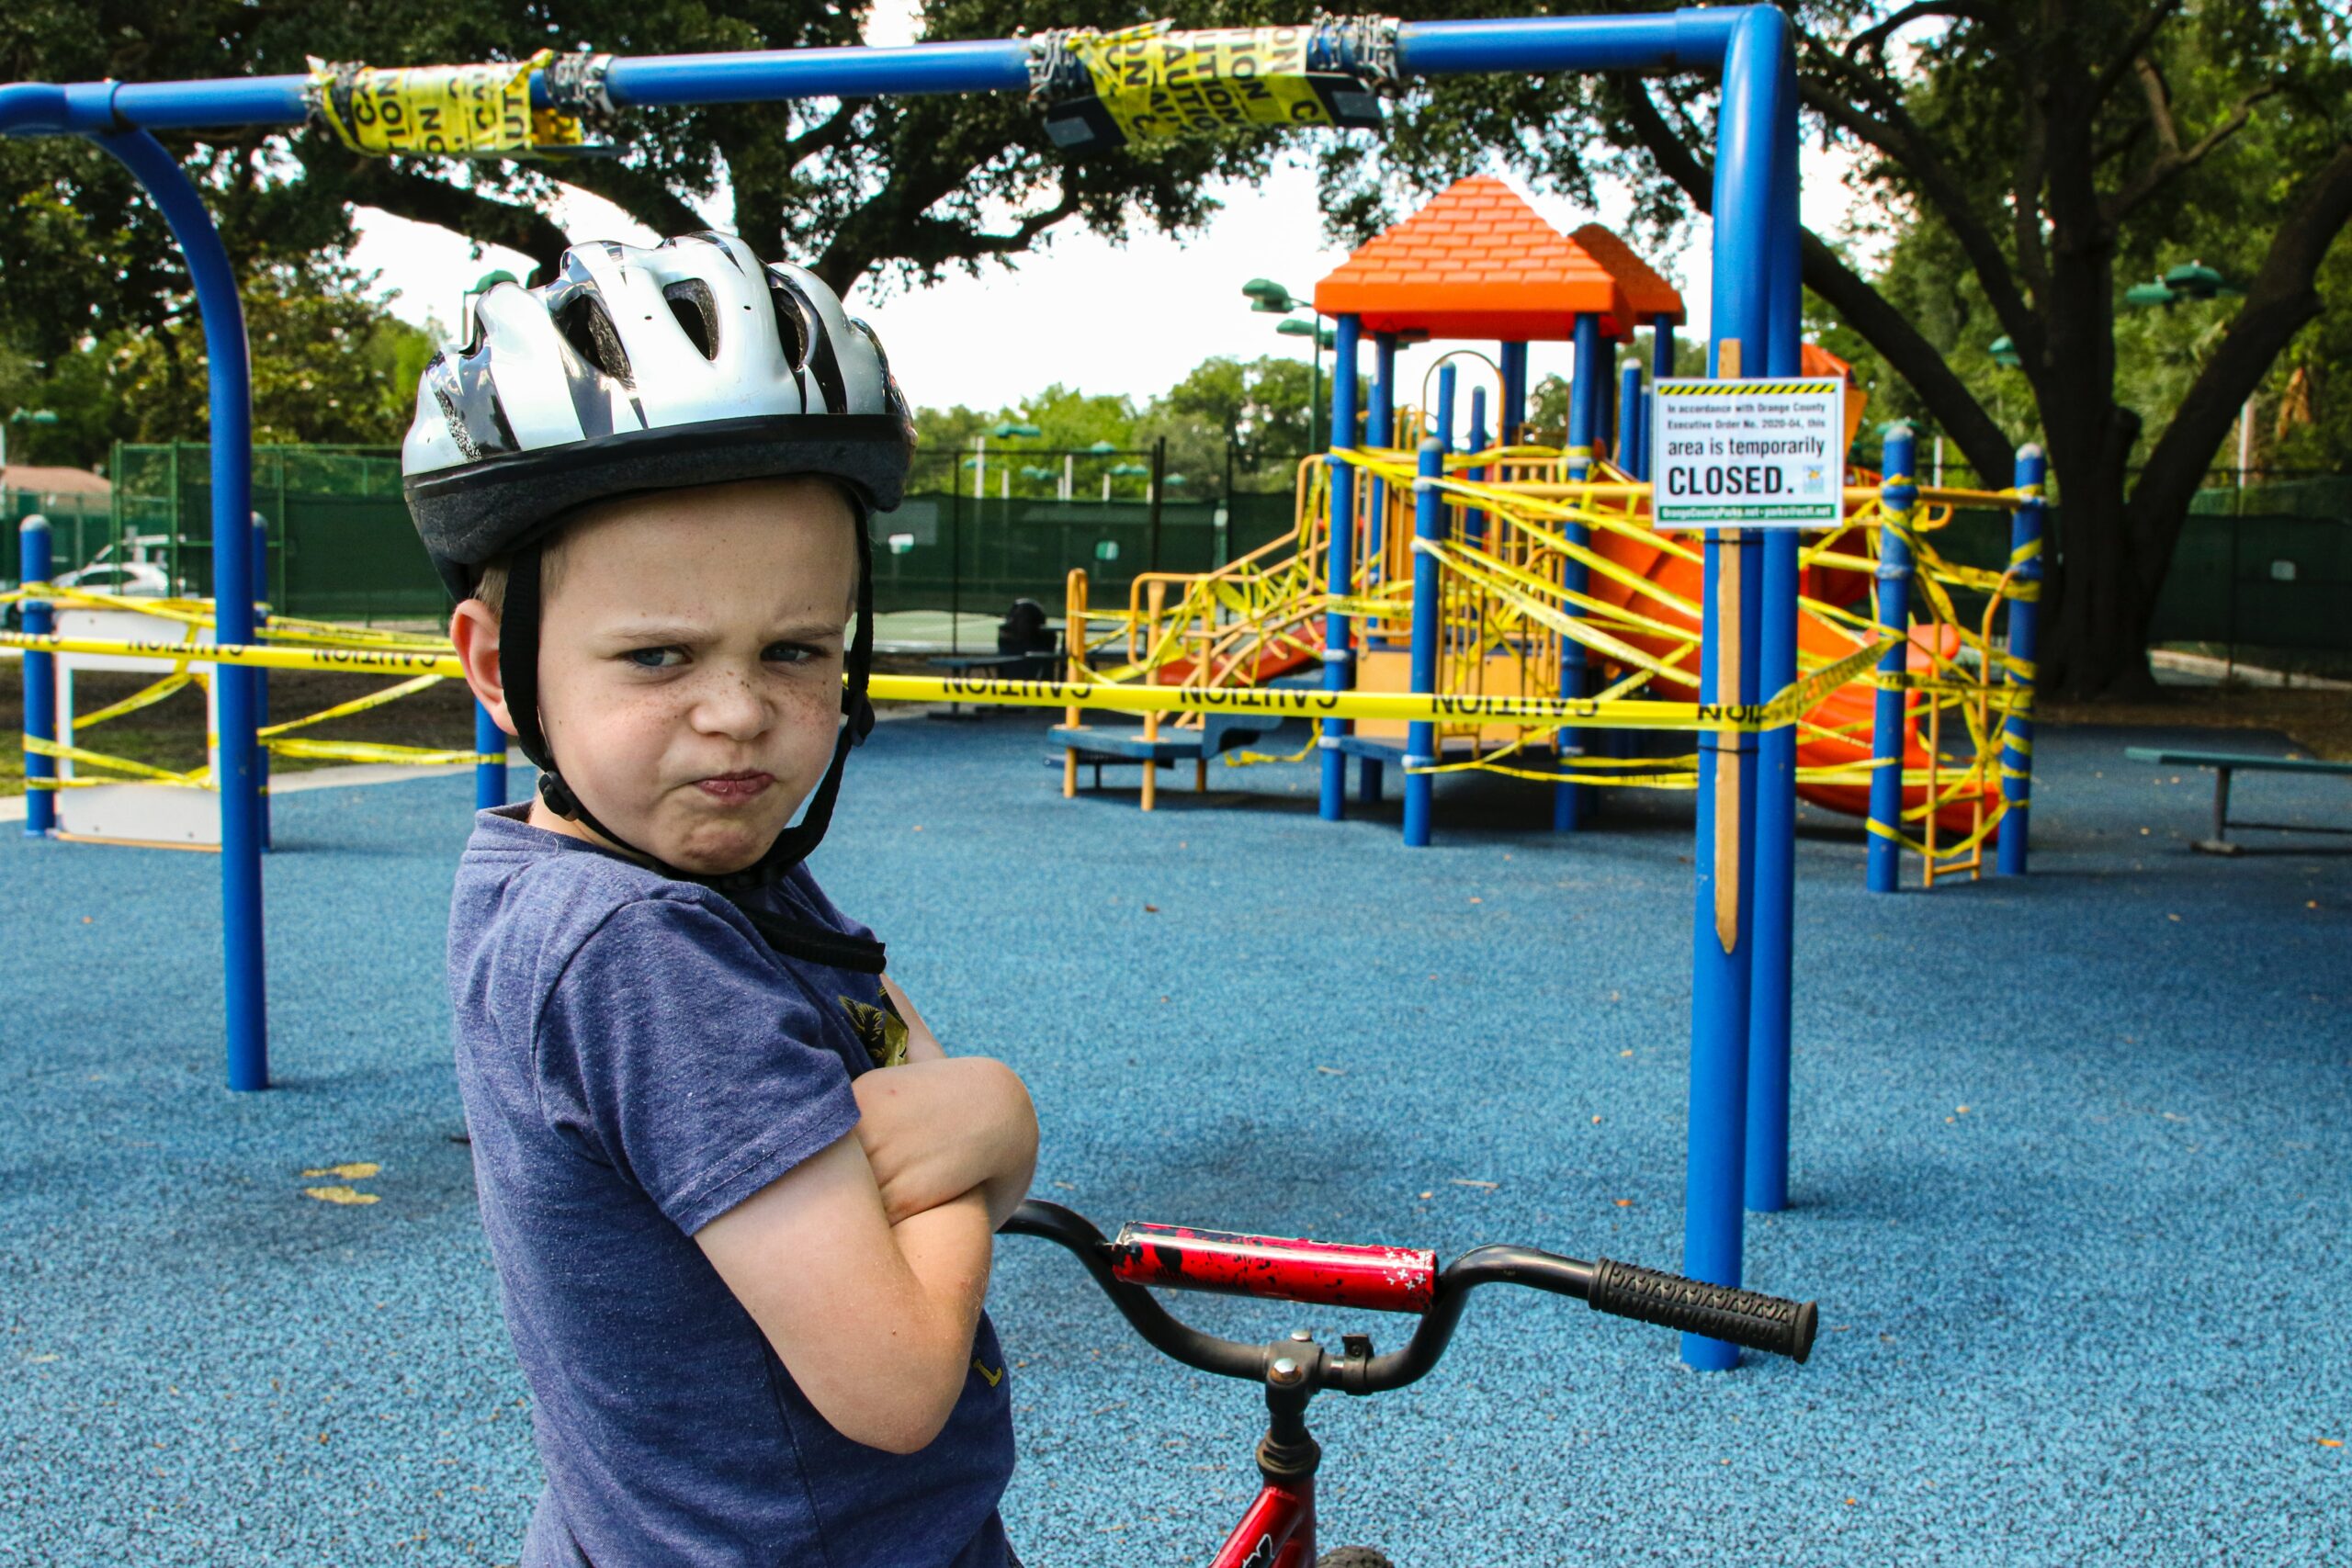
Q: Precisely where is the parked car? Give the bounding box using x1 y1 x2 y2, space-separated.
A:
6 557 171 628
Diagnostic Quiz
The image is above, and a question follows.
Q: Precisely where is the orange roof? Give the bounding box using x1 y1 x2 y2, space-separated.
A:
1568 223 1686 326
1314 176 1633 343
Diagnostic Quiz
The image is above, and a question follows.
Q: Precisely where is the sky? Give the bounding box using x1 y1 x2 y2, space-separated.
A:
348 7 1875 420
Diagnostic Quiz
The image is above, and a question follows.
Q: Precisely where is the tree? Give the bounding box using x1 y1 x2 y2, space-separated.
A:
1158 355 1323 490
0 3 1278 355
1342 1 2352 697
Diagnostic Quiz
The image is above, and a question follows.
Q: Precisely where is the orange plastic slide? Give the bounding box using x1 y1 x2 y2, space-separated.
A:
1585 527 1997 831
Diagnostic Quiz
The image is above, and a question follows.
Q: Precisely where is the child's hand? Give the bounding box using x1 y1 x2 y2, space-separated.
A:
853 1057 1036 1229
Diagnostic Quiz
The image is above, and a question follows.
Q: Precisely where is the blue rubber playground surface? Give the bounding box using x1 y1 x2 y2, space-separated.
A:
3 712 2346 1565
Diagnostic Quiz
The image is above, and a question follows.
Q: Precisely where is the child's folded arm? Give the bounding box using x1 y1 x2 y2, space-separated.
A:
853 1057 1038 1231
695 1132 994 1456
880 976 946 1063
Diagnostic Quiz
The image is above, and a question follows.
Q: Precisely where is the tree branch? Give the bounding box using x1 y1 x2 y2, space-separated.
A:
322 158 571 283
533 156 709 242
1844 3 1993 64
2090 0 2191 107
780 101 864 167
2102 79 2280 227
1801 231 2015 484
2127 141 2352 570
1793 79 2041 344
1615 79 2012 479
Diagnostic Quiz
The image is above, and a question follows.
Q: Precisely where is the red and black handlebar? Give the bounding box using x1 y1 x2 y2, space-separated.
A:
1002 1201 1815 1391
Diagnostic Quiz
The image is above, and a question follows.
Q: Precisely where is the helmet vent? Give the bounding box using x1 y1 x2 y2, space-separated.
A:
662 280 720 361
556 293 634 388
766 276 808 371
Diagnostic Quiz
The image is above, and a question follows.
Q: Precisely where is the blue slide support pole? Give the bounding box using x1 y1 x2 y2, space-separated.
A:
1556 312 1601 831
1996 444 2045 876
1363 332 1398 570
18 516 56 835
1499 342 1529 444
1649 318 1677 480
1746 88 1804 1214
1319 313 1363 824
475 702 509 811
1403 435 1447 848
1682 3 1787 1371
1866 424 1918 896
1464 386 1489 548
252 513 270 853
96 128 267 1091
1616 363 1643 477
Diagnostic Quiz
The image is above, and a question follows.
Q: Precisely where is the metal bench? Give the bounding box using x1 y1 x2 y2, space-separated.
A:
2123 745 2352 854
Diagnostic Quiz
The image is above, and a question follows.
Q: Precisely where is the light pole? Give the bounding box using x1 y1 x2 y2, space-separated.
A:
1 408 60 475
2121 261 2254 482
990 420 1042 500
1241 279 1331 456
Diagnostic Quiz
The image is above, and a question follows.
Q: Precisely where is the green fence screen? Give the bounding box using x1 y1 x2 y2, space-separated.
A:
45 446 2347 660
74 445 1308 630
1930 481 2352 657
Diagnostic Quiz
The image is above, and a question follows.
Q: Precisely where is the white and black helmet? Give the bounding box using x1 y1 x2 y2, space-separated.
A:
402 231 914 599
401 233 910 935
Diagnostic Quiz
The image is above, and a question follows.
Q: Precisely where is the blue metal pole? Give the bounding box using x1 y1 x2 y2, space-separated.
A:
1746 80 1804 1215
18 516 55 835
1319 313 1363 824
96 128 266 1091
252 512 271 854
1682 2 1787 1372
474 702 509 810
1364 332 1398 569
1648 319 1676 483
1616 362 1643 474
1465 386 1489 548
1556 312 1602 832
1499 342 1529 444
1867 424 1918 896
0 12 1747 141
1996 444 2045 876
1403 436 1447 848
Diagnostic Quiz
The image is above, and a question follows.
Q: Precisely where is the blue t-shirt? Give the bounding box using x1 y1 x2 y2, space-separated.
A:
448 806 1015 1568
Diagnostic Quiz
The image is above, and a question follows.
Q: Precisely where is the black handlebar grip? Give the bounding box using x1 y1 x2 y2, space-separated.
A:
1588 1258 1818 1362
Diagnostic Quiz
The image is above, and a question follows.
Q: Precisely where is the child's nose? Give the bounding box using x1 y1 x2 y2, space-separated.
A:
691 670 771 739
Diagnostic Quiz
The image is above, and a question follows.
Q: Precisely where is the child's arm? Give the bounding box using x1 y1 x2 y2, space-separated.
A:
696 1134 997 1455
853 1056 1037 1230
880 975 945 1062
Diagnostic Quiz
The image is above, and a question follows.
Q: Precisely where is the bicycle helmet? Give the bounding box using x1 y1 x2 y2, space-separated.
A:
401 232 913 950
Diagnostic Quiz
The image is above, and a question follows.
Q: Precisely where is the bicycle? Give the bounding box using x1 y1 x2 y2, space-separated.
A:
1004 1201 1817 1568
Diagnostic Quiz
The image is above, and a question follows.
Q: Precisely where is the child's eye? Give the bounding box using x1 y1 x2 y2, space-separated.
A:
624 647 687 670
764 642 824 665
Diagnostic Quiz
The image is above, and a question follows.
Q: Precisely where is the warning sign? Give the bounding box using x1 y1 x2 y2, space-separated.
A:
1650 378 1846 529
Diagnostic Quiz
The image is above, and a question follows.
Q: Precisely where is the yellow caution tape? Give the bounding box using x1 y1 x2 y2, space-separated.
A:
1037 20 1390 150
71 671 198 731
258 674 445 740
266 739 500 767
310 49 584 158
22 736 209 788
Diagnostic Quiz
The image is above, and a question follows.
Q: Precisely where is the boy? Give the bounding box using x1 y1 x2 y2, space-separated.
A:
403 233 1038 1566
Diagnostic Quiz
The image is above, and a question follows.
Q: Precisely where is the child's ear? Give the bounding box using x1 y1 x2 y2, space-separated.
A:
450 600 519 739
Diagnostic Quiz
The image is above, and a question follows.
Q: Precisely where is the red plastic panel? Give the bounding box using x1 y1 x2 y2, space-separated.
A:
1110 1223 1438 1314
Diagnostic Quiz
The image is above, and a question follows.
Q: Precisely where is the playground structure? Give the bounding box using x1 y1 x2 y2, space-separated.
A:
8 517 499 850
1052 177 2043 891
2 7 1985 1371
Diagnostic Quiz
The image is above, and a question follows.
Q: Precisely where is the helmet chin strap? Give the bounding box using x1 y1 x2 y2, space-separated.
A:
495 526 885 974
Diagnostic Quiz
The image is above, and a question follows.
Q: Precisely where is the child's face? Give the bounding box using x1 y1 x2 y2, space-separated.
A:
530 477 859 875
